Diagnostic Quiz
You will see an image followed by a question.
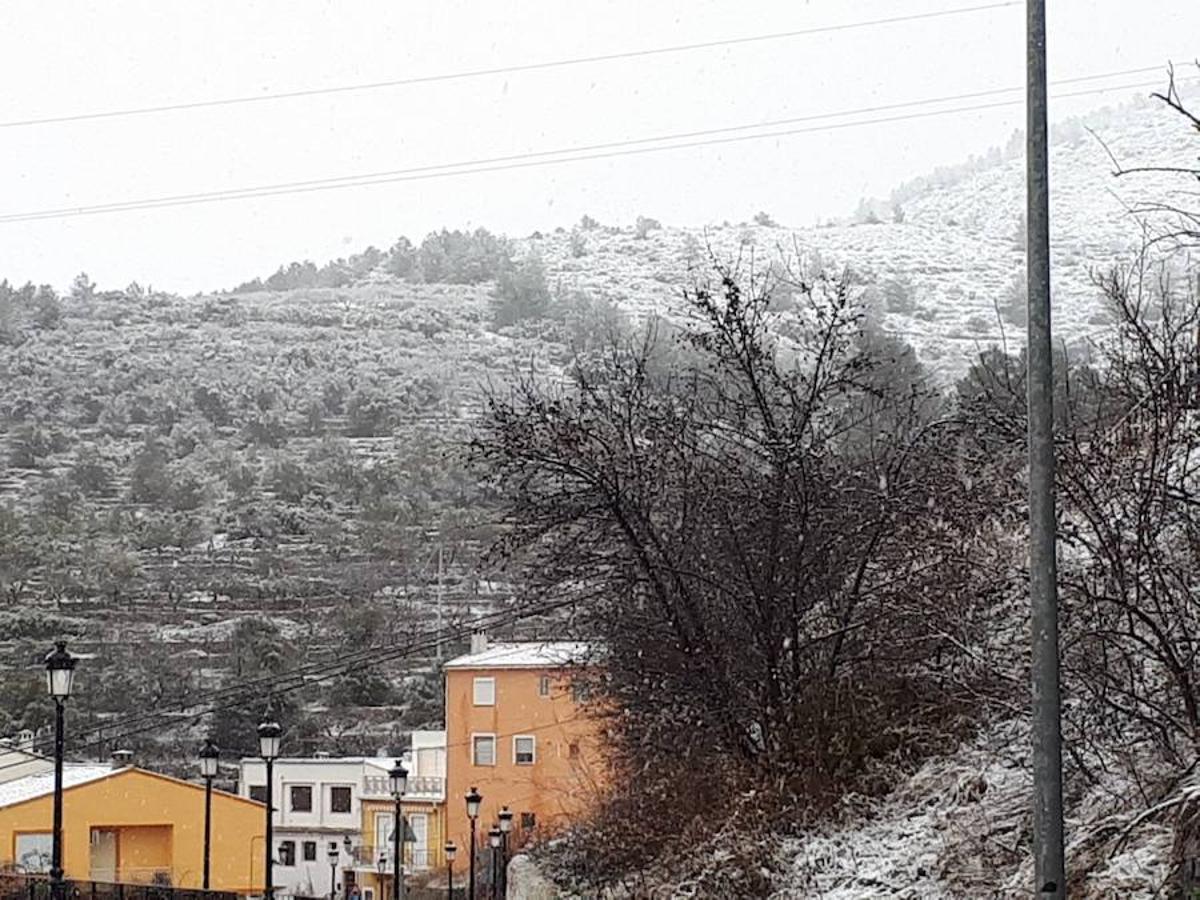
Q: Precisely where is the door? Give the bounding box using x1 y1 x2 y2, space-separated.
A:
374 812 395 865
90 829 118 882
406 814 428 870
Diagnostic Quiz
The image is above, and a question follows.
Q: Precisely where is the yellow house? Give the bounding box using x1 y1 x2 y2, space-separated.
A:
351 735 448 898
0 765 264 893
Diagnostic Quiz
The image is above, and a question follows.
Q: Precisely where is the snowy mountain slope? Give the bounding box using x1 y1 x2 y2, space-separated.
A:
530 91 1196 380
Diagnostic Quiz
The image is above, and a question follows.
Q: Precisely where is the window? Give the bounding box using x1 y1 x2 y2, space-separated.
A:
568 742 580 760
290 785 313 812
538 675 551 697
330 786 352 813
472 734 496 766
15 833 51 873
571 680 591 703
473 677 495 706
407 813 429 869
513 735 536 765
520 812 536 831
374 812 395 857
279 841 296 867
364 891 375 900
248 785 267 803
302 841 317 862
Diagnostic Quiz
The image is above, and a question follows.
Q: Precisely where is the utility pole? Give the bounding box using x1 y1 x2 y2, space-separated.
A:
435 544 444 661
1026 1 1065 895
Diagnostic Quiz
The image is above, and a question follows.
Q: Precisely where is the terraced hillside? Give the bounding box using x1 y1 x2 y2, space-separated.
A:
0 89 1189 760
0 278 564 756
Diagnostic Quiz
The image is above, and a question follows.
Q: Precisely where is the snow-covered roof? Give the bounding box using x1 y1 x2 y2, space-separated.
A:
0 765 116 808
443 641 593 670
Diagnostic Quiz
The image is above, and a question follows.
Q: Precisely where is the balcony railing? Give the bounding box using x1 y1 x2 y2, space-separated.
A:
344 847 433 872
360 775 444 801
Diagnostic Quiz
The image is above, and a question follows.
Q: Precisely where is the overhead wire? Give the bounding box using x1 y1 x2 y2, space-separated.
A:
0 71 1186 226
0 593 586 774
0 2 1019 130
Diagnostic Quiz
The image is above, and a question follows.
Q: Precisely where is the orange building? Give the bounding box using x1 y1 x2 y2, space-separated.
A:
443 639 605 859
0 766 264 892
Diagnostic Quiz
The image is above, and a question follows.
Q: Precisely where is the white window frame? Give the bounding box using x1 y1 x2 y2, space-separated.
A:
513 734 536 766
473 677 496 706
472 733 497 766
375 811 395 859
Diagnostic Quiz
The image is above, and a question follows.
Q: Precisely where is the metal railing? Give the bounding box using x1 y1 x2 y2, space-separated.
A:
0 874 237 900
359 776 444 801
345 846 433 872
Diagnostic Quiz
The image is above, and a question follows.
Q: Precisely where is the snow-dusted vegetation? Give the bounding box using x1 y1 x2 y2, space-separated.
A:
4 83 1200 895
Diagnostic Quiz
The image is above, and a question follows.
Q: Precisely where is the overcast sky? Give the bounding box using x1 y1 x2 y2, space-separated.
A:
1 0 1196 294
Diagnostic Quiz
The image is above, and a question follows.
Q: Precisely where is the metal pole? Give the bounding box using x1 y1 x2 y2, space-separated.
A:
392 802 402 900
1026 0 1065 895
435 544 444 661
499 834 507 900
447 861 453 900
203 774 213 890
50 700 65 900
264 759 275 900
329 862 335 900
468 820 476 900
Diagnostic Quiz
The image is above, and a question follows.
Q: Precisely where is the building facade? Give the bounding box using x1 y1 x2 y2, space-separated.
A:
238 738 446 900
0 766 263 892
350 733 448 900
443 640 605 860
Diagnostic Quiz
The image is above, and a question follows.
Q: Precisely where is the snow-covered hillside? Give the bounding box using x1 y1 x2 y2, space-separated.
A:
528 91 1195 380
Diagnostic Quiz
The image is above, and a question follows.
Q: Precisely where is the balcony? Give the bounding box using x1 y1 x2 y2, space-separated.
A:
345 846 434 872
361 774 444 802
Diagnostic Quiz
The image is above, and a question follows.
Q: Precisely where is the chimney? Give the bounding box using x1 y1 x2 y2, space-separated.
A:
111 749 133 769
470 632 488 655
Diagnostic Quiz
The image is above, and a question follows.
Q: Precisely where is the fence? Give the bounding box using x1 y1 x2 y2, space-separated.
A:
0 875 237 900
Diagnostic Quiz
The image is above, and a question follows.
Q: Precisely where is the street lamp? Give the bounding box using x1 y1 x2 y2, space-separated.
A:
199 738 220 891
45 640 76 900
376 853 386 900
497 808 513 899
257 718 282 900
389 761 407 900
327 841 341 900
444 842 456 900
465 787 481 900
487 828 501 900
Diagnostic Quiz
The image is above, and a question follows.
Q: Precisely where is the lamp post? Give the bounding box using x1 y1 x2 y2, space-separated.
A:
327 841 341 900
444 842 456 900
199 738 220 891
465 787 481 900
487 828 501 900
389 761 407 900
376 853 386 900
257 718 282 900
45 641 76 900
496 808 512 900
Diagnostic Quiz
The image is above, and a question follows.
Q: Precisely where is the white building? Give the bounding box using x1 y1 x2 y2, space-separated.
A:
238 735 446 900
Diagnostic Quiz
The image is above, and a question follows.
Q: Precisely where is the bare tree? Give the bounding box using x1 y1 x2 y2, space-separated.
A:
472 258 1003 887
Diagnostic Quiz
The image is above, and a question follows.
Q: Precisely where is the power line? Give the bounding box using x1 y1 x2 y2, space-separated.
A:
0 595 584 774
0 2 1018 130
0 72 1182 226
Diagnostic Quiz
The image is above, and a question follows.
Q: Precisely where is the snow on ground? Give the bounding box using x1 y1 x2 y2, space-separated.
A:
773 720 1030 898
772 717 1184 898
